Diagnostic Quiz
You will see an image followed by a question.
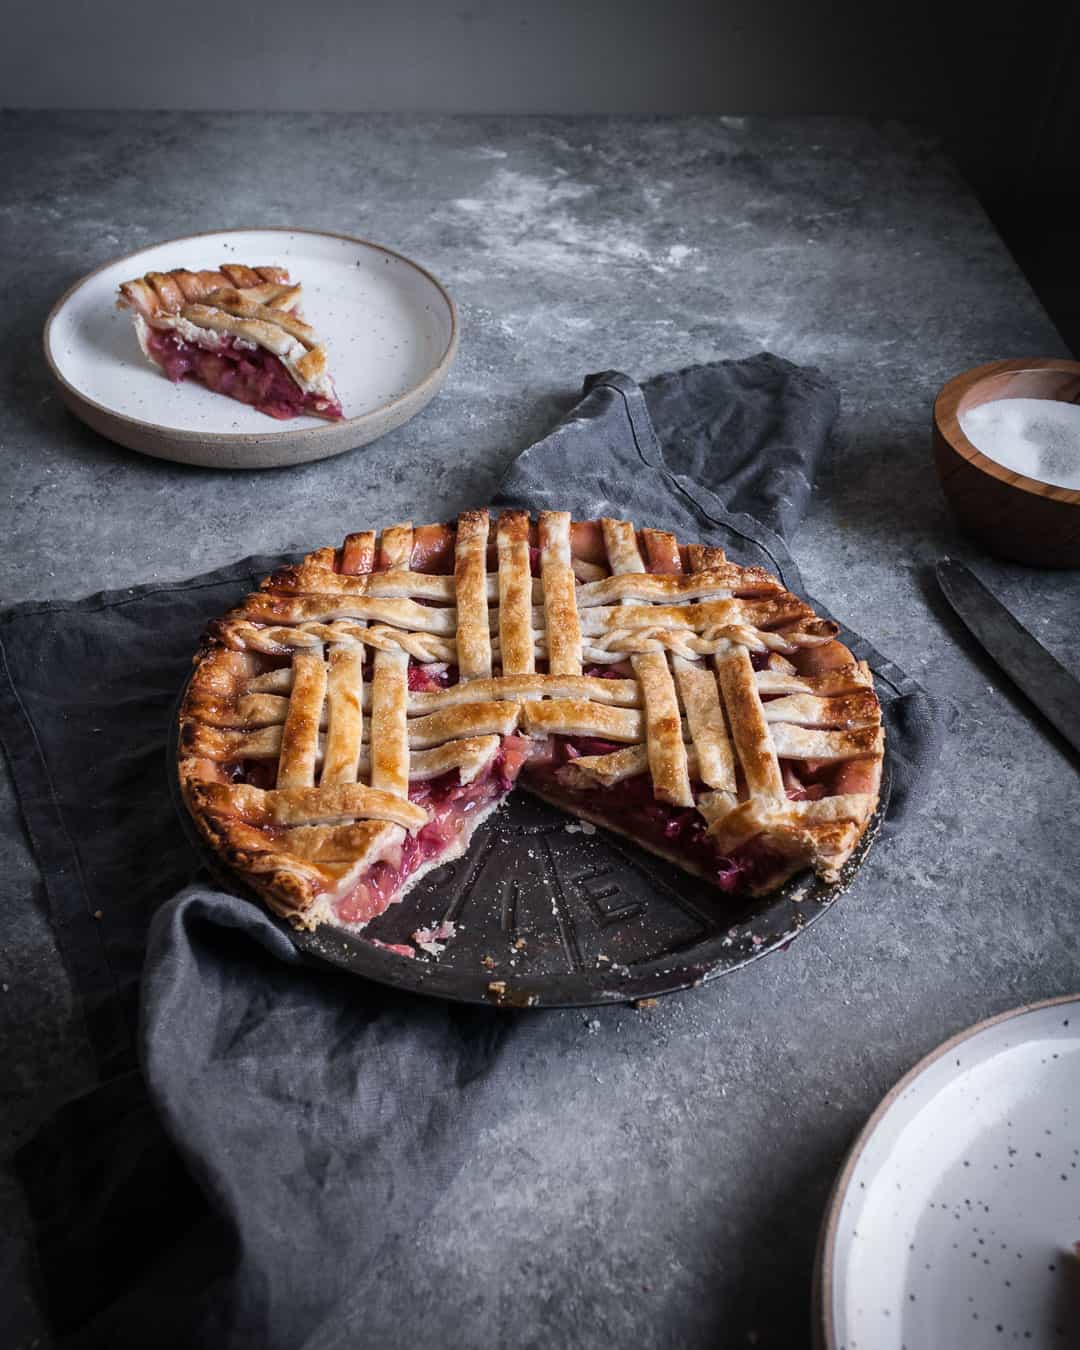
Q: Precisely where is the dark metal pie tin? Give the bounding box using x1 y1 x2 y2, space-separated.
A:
170 686 890 1008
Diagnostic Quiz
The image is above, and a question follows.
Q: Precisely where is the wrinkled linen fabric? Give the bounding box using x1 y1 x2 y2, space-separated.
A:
1 357 945 1347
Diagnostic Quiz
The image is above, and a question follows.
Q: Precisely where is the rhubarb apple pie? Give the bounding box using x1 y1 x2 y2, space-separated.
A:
118 263 343 421
178 510 885 930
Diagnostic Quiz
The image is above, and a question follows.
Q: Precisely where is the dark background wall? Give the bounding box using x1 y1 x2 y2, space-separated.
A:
3 0 1077 343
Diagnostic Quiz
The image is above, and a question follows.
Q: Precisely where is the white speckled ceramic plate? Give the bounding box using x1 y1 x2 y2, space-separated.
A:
815 995 1080 1350
43 228 459 469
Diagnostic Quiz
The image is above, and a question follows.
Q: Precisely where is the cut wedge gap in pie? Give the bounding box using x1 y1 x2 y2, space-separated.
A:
118 263 343 421
178 509 885 932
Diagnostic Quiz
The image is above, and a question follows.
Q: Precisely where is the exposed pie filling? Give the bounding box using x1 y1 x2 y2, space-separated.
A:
524 737 793 893
407 663 457 691
145 330 343 422
181 509 883 938
229 718 843 931
326 727 816 929
332 735 532 926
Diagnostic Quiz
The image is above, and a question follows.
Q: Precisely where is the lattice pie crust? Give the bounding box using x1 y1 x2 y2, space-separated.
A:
179 511 884 930
118 263 343 420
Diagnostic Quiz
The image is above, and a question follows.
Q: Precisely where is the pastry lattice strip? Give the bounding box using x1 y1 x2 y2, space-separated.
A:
179 508 885 924
601 517 694 808
235 590 812 639
194 509 882 810
215 618 838 666
235 661 873 708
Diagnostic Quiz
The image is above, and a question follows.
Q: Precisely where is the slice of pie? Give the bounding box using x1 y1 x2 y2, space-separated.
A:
178 510 884 930
118 263 343 421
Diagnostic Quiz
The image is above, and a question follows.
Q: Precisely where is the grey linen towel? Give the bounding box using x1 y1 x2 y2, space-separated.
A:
2 356 944 1348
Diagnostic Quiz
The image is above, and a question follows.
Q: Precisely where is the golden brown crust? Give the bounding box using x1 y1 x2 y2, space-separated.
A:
203 285 306 323
555 743 653 789
579 595 815 637
574 566 782 606
294 347 329 385
632 651 693 807
539 510 583 675
454 508 493 680
179 510 886 930
406 673 640 712
379 523 414 571
368 648 409 798
191 780 427 831
321 643 365 786
599 517 647 575
211 669 642 716
519 699 643 742
768 724 885 762
117 261 338 403
180 303 316 356
407 701 521 747
714 642 786 805
672 653 735 793
119 264 292 319
496 510 534 675
240 592 458 634
276 648 326 788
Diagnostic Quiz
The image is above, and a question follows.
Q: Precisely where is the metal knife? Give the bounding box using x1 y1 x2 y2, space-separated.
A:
935 559 1080 756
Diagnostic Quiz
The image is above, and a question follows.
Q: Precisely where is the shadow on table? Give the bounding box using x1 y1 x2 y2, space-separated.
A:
701 1144 842 1350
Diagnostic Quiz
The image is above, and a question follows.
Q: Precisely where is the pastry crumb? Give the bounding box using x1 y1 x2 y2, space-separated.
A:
487 980 507 995
481 954 497 969
513 937 527 950
412 927 446 957
634 998 659 1011
412 921 456 957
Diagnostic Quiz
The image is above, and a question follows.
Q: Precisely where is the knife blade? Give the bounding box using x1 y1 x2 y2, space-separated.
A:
935 559 1080 756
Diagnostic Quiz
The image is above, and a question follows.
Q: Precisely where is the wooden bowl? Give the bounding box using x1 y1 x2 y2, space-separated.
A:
933 357 1080 567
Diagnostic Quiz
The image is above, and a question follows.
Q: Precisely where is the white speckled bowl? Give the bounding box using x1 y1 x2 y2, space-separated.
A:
815 995 1080 1349
43 228 459 470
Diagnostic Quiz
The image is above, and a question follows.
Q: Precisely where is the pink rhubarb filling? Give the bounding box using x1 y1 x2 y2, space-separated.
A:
242 715 824 932
146 329 343 421
331 725 806 930
329 720 816 926
333 735 532 926
524 736 794 893
407 663 457 691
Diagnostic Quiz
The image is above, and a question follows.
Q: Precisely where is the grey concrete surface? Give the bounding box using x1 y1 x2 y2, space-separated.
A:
5 2 1078 216
1 112 1078 1348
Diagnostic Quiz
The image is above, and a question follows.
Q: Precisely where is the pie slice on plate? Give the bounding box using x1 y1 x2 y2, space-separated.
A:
178 509 884 930
118 263 343 421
